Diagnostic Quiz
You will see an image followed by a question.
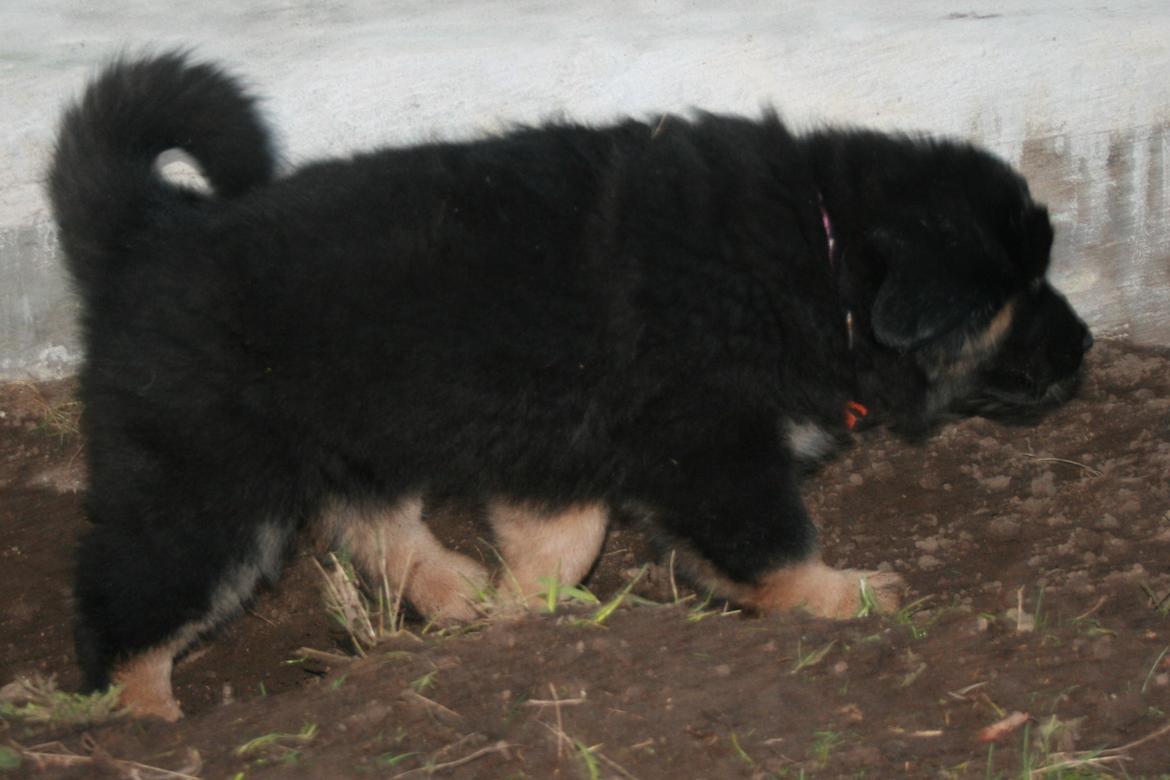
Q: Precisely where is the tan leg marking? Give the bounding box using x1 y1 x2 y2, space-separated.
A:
111 521 293 721
489 501 609 605
319 497 489 622
111 640 185 722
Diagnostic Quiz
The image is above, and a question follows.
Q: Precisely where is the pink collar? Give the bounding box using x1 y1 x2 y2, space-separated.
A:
818 195 866 430
819 200 837 268
818 195 851 347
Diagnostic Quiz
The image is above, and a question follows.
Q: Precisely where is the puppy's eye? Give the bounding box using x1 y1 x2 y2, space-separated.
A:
1029 277 1044 293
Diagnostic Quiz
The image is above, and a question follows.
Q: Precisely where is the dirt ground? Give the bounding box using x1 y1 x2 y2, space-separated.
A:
1 338 1169 779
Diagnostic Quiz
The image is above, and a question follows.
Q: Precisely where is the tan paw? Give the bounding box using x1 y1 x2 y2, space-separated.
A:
745 560 907 619
119 687 183 722
112 644 183 721
407 554 490 622
489 500 608 610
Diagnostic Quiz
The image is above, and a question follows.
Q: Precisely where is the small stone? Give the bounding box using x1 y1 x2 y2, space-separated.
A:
914 537 940 553
917 554 942 570
1095 514 1120 530
1104 563 1147 584
1031 471 1057 497
1072 528 1102 551
1090 637 1114 661
988 516 1022 540
1019 497 1050 516
1103 538 1130 558
982 475 1012 490
837 703 863 721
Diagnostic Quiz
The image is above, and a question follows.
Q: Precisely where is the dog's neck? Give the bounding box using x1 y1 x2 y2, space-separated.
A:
818 196 867 431
817 196 853 348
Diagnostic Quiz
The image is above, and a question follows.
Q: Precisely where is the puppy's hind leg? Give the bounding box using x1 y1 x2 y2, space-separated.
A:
319 497 490 623
75 514 293 721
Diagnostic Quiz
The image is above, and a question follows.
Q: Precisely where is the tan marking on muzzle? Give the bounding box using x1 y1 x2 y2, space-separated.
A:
971 299 1016 354
938 298 1018 382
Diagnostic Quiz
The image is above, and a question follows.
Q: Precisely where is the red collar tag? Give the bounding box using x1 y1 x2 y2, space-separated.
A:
844 400 869 431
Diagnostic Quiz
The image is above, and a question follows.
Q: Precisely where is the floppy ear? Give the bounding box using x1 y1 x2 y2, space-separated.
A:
1017 204 1054 278
868 229 1004 351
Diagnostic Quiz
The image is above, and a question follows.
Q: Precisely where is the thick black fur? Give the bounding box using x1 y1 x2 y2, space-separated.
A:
50 53 1090 690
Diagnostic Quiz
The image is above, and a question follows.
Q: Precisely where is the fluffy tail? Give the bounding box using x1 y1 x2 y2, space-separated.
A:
48 52 275 290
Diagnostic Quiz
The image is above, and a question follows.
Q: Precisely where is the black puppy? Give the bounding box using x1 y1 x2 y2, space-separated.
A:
49 53 1091 719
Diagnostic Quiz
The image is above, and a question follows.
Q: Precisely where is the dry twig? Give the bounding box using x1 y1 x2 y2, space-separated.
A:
402 689 462 721
12 738 201 779
389 740 511 778
1022 452 1103 477
294 647 354 665
978 711 1031 743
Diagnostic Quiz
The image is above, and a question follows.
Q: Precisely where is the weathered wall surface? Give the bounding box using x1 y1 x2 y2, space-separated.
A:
2 1 1167 378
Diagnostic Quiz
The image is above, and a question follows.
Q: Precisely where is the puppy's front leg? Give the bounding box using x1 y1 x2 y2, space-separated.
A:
489 501 609 606
645 439 904 619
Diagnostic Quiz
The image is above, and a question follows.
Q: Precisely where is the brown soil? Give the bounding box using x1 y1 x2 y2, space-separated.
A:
1 339 1169 779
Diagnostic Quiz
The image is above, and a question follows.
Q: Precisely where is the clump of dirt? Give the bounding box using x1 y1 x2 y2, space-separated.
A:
2 339 1169 778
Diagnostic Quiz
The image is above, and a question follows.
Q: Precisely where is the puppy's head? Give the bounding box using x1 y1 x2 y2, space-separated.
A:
852 142 1091 428
948 282 1092 422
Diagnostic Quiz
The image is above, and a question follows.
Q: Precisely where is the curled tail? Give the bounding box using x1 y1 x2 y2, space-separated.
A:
48 51 275 290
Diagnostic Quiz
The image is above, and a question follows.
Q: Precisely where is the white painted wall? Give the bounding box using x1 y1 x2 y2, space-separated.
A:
2 1 1168 378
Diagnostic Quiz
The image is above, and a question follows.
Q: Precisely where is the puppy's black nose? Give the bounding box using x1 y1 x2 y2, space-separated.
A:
1082 329 1094 352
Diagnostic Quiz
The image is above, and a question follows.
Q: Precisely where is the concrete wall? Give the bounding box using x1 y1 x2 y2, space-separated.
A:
3 1 1168 379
